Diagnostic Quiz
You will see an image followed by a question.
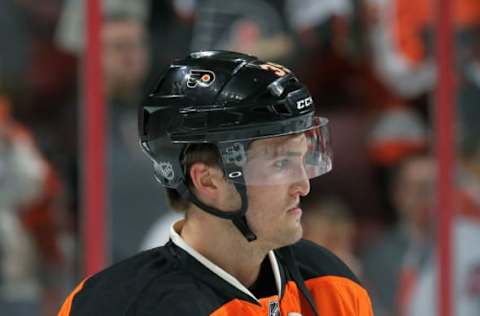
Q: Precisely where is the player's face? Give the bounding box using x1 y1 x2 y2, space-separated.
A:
102 20 148 93
394 157 435 231
242 134 311 248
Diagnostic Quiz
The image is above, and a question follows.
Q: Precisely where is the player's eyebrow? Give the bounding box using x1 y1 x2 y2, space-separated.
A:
273 149 304 157
250 145 307 160
248 133 308 159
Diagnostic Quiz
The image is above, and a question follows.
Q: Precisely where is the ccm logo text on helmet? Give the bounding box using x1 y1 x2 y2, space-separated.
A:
187 70 215 88
296 96 313 110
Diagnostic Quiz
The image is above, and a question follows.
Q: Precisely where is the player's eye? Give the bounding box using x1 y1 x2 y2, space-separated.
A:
273 158 291 170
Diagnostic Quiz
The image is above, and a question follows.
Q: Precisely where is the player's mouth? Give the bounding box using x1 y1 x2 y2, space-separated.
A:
287 204 302 216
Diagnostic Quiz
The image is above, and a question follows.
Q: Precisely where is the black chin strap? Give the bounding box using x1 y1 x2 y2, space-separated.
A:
176 181 257 241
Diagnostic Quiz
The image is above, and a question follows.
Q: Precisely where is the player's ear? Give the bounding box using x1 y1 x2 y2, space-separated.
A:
189 162 224 201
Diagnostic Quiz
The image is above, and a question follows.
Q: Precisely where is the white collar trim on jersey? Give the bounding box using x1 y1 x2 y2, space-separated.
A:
170 220 282 302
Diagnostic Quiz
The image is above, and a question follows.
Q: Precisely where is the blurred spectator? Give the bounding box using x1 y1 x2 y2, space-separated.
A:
55 0 148 54
146 0 194 81
367 106 428 167
361 154 435 316
398 153 480 316
55 0 192 261
363 0 435 98
0 92 69 316
362 153 480 316
363 0 480 98
190 0 355 67
102 14 148 102
190 0 295 62
0 0 77 173
366 105 429 225
101 14 171 262
286 0 352 46
0 2 78 244
302 195 363 277
363 0 480 141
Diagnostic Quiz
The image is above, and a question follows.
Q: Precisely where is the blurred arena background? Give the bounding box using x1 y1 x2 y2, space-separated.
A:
0 0 479 315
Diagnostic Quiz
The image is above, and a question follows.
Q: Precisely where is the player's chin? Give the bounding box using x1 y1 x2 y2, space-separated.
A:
281 225 303 246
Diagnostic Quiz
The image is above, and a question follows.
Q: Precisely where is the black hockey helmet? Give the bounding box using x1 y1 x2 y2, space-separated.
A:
139 50 332 241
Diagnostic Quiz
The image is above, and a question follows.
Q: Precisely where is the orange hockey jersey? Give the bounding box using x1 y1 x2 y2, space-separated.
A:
59 237 373 316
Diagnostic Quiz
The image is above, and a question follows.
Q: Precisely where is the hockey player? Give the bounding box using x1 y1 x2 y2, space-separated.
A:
58 51 374 315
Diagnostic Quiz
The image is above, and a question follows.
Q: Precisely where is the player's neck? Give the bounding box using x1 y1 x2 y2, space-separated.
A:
180 214 269 288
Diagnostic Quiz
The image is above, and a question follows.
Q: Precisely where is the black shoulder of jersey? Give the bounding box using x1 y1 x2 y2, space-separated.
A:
279 239 361 285
69 242 224 315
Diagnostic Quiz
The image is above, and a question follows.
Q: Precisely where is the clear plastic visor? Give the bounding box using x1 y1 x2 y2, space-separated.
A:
221 116 332 186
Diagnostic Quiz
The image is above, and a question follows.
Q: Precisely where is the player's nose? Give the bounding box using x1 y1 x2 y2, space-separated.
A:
290 167 310 197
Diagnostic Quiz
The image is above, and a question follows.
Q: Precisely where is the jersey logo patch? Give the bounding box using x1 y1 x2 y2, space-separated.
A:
187 70 215 88
268 301 280 316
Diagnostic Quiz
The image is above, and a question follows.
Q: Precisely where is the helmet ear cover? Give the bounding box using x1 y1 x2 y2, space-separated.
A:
141 138 185 188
